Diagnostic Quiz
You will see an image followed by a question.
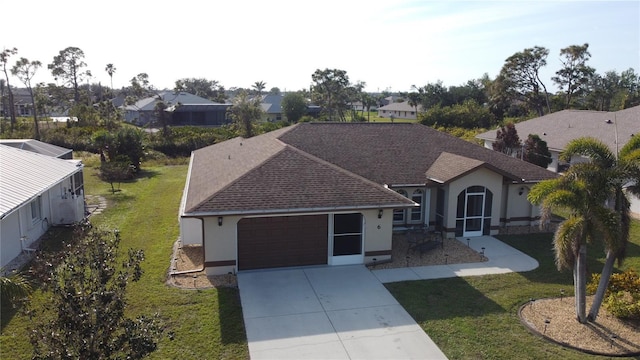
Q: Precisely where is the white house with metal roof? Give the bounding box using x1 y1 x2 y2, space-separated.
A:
0 139 73 159
0 145 85 270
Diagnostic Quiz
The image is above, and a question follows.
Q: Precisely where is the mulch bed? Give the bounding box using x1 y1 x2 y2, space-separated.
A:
519 296 640 356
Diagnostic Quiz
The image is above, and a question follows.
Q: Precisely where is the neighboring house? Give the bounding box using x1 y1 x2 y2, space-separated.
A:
476 105 640 173
179 123 556 275
259 94 284 122
0 139 73 159
258 93 322 122
477 105 640 214
0 144 85 270
0 88 34 117
377 102 424 120
123 91 231 127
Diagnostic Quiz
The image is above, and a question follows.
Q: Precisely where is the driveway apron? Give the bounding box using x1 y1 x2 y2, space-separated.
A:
238 265 447 359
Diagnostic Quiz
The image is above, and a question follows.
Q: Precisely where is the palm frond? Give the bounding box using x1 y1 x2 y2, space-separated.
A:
561 137 616 168
553 216 585 271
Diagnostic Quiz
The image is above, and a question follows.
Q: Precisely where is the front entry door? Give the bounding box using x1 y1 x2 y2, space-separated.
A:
464 192 484 237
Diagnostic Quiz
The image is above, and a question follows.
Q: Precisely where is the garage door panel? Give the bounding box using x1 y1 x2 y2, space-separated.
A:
238 215 328 270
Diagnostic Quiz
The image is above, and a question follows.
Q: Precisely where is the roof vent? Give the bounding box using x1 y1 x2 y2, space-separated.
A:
543 132 547 136
605 119 613 124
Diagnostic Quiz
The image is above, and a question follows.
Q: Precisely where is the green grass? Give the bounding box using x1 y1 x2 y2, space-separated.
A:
387 231 640 359
0 161 248 359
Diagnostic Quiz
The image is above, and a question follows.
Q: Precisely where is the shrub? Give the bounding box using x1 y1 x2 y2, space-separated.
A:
588 269 640 319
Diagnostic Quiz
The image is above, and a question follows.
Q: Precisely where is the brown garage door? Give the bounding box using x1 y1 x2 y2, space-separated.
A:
237 215 328 270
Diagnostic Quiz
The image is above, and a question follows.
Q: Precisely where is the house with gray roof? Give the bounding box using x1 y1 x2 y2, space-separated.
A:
179 123 556 275
377 102 424 120
476 105 640 173
477 105 640 215
0 145 85 271
123 91 231 127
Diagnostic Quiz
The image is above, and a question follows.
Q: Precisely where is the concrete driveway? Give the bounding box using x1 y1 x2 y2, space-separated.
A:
238 265 447 359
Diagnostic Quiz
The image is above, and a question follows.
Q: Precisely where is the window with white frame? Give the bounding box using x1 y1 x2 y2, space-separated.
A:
30 196 42 222
393 190 407 223
410 189 423 222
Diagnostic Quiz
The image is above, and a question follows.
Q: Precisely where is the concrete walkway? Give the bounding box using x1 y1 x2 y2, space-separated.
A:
371 236 539 283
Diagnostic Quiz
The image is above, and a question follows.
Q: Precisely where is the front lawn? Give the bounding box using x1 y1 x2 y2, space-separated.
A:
0 163 248 359
386 230 640 359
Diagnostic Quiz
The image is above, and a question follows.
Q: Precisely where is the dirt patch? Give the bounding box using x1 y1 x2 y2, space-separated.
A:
367 233 487 270
520 296 640 356
167 243 237 289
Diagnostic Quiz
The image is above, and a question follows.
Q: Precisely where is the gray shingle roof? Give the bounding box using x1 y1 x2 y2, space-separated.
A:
183 123 557 216
124 91 219 111
278 123 555 185
425 152 485 183
0 145 82 219
476 105 640 153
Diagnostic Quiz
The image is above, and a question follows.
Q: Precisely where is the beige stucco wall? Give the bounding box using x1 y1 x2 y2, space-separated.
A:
362 209 393 264
203 215 242 276
446 167 504 236
502 184 538 226
199 209 394 275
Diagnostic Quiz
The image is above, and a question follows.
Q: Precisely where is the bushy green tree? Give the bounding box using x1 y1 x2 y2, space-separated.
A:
523 134 552 168
29 222 164 359
281 92 307 123
499 46 551 116
93 127 144 172
552 43 595 109
174 78 226 103
48 47 91 103
311 68 352 121
419 100 495 129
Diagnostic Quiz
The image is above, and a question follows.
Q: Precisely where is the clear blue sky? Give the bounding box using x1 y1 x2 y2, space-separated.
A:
4 0 639 93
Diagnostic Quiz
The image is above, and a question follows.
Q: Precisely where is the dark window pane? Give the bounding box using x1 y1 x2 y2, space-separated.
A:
468 186 484 193
334 213 362 234
455 220 464 237
393 209 404 222
457 191 465 218
333 234 362 255
484 190 493 216
466 218 482 232
483 218 491 235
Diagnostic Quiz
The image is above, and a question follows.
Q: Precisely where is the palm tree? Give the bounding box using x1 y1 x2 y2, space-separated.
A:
252 81 266 96
562 136 640 321
528 136 640 323
105 63 116 90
